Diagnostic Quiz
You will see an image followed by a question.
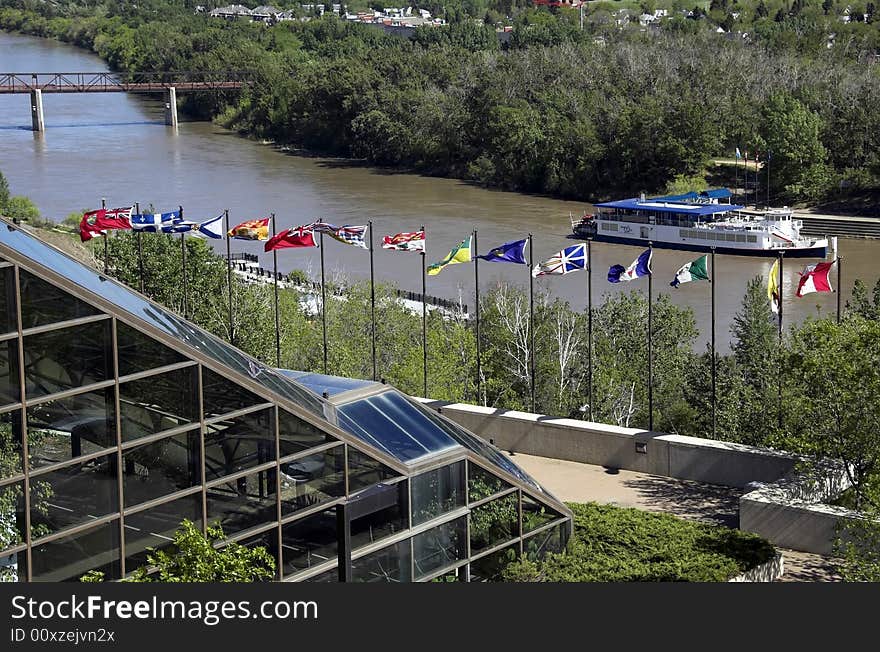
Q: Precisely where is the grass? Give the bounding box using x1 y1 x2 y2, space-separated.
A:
503 502 776 582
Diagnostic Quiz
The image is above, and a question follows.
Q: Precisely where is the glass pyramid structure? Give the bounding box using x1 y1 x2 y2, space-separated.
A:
0 218 571 582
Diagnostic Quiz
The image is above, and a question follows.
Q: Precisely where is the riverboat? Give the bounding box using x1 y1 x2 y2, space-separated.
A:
571 189 828 257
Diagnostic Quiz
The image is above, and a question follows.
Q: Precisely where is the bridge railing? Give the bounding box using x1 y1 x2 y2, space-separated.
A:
0 71 254 93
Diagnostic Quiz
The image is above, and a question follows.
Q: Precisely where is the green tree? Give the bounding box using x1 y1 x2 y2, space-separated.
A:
82 520 276 582
836 511 880 581
847 278 880 320
726 276 781 446
760 93 831 201
785 316 880 509
3 196 41 223
0 170 9 211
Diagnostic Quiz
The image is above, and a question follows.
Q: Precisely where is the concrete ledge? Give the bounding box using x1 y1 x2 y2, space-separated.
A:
728 551 784 582
415 398 868 557
739 466 858 555
418 399 796 489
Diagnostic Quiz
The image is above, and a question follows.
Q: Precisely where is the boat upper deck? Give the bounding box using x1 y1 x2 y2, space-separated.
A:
594 198 747 217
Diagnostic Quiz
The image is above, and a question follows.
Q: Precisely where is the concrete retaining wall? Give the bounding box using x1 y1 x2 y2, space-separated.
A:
419 400 797 489
417 399 868 556
739 467 857 555
728 551 784 582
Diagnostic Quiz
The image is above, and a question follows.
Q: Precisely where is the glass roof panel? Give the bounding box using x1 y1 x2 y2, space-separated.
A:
414 403 546 493
277 370 376 397
0 223 325 417
337 391 460 463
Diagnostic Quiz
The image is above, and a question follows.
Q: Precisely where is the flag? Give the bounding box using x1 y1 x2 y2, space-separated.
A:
382 231 425 252
735 147 742 160
196 214 224 239
670 255 709 288
532 243 587 277
311 221 367 249
265 225 317 251
427 236 472 276
608 248 652 283
79 207 133 242
768 258 781 314
130 210 182 232
477 238 528 265
796 261 834 298
228 217 270 240
162 221 200 234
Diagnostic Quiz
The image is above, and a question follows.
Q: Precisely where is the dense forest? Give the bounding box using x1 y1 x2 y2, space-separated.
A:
1 0 879 203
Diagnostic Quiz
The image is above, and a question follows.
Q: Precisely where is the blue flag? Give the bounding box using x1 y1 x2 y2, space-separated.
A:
608 248 652 283
477 238 527 264
532 243 587 277
196 214 224 239
130 210 182 232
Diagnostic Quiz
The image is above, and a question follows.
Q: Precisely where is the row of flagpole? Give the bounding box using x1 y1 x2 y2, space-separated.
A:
80 203 844 432
733 147 772 206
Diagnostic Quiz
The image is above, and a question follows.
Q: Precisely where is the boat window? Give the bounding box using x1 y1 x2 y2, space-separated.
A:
748 235 757 243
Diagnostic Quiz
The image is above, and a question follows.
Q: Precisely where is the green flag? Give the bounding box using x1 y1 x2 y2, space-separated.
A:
670 254 709 288
427 236 472 276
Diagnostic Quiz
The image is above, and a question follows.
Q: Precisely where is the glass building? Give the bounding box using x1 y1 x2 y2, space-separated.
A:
0 218 571 582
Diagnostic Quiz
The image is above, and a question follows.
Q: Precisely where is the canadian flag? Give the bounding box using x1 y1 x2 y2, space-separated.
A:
795 261 835 298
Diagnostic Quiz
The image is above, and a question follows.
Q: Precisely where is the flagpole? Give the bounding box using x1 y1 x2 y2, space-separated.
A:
529 233 535 413
320 229 328 375
473 228 482 405
101 197 108 274
647 242 653 432
734 150 738 201
135 202 144 294
226 209 234 345
777 250 784 430
711 247 717 440
180 205 188 320
272 214 280 368
421 224 427 398
369 220 377 381
587 237 593 422
836 255 842 324
767 151 771 206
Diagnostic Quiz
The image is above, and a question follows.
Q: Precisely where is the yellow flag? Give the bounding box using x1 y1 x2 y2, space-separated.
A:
768 258 780 315
427 236 472 276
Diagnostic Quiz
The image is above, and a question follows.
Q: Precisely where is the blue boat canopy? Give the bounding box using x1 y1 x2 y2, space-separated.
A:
703 188 733 199
595 197 745 216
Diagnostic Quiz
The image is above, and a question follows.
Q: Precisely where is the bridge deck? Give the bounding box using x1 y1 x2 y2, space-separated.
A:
0 72 248 94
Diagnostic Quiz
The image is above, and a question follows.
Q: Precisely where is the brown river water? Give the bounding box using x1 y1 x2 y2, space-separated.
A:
2 31 878 352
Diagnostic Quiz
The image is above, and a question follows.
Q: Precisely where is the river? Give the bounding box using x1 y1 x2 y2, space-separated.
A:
1 30 878 352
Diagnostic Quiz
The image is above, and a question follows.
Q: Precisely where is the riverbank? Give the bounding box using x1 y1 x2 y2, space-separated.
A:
3 5 880 205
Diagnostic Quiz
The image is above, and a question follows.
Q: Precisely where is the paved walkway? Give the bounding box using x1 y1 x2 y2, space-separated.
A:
508 452 841 582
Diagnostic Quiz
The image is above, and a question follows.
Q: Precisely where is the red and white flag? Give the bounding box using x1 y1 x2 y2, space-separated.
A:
265 225 317 251
795 261 835 298
382 230 425 252
79 207 133 242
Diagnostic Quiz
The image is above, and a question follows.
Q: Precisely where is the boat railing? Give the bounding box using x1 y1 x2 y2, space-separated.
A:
570 211 594 229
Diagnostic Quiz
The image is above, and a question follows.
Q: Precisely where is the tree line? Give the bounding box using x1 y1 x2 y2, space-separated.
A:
1 2 880 202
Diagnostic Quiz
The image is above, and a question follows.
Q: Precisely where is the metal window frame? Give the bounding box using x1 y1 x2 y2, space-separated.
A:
119 421 201 451
0 232 412 478
1 226 575 584
20 313 110 338
117 359 198 386
283 558 338 582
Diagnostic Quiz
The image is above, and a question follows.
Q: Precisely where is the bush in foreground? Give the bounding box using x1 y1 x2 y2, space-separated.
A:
503 503 776 582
